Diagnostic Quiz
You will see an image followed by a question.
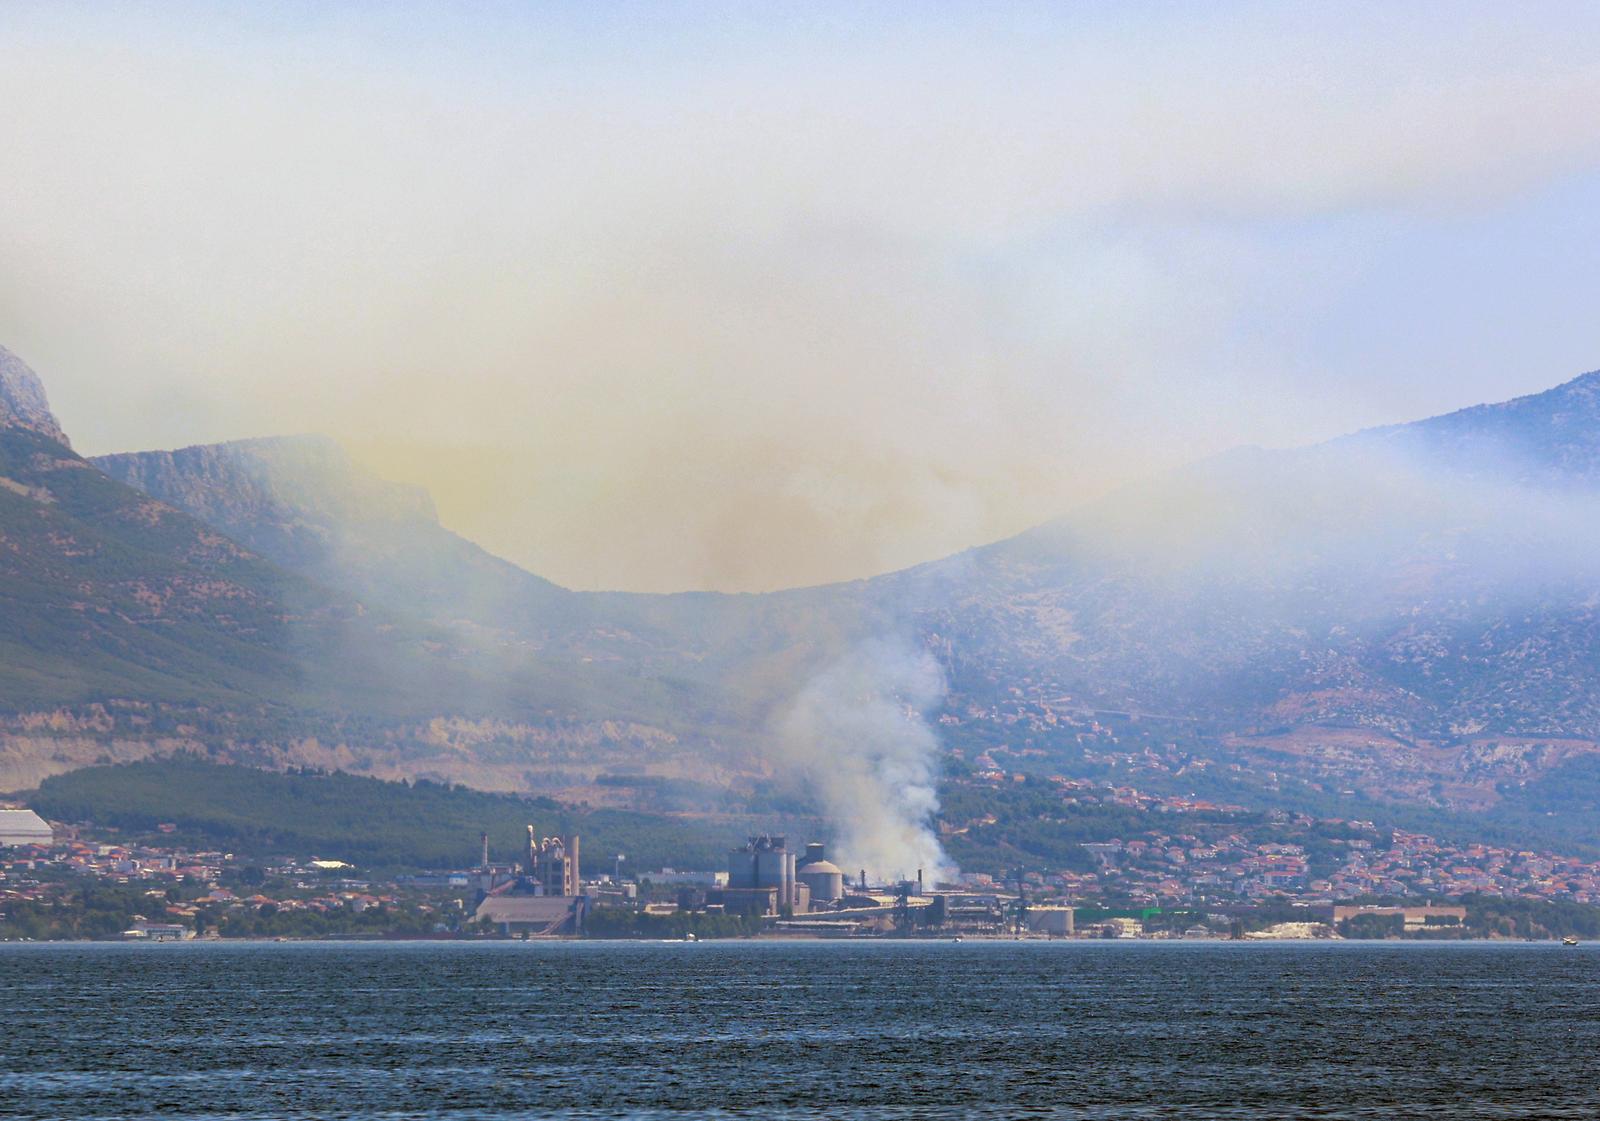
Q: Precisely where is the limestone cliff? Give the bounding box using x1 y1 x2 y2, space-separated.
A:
0 345 70 446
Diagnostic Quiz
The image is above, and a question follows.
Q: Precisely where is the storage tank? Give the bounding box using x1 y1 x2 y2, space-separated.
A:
796 841 845 903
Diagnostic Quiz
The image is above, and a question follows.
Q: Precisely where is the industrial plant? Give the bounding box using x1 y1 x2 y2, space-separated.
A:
461 825 1076 939
667 834 1073 939
471 828 587 936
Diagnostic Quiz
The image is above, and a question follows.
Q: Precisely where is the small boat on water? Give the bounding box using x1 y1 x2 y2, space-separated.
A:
1563 936 1579 946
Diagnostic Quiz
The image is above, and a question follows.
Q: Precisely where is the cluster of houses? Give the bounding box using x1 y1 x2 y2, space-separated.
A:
0 807 446 936
943 774 1600 908
1052 826 1600 907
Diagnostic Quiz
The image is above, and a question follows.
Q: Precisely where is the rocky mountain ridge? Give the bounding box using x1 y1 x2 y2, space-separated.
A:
81 365 1600 751
93 435 574 640
1352 367 1600 484
0 345 70 446
14 343 1600 847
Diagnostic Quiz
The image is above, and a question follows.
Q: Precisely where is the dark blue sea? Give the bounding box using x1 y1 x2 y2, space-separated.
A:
2 940 1597 1120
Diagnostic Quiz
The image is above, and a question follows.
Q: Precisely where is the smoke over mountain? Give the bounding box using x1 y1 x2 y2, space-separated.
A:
7 8 1600 593
776 637 955 885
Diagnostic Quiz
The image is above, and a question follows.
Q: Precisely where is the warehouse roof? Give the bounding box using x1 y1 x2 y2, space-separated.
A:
474 894 584 933
0 808 53 846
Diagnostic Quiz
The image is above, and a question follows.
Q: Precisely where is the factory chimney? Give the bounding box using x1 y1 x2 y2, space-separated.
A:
565 834 581 896
480 832 490 871
917 868 924 897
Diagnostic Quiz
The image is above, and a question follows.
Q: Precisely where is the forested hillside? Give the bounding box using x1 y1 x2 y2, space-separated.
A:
30 759 822 872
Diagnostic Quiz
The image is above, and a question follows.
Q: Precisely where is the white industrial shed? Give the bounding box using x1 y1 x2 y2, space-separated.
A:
0 809 53 847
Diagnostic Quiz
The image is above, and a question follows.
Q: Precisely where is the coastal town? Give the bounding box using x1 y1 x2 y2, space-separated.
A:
7 770 1600 942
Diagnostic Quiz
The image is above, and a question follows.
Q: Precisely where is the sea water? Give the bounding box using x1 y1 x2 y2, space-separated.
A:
2 940 1596 1119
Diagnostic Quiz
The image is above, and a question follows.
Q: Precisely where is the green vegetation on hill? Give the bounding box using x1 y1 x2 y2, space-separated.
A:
30 759 807 872
0 426 311 708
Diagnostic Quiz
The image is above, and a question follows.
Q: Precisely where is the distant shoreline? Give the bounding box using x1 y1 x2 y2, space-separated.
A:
1 934 1585 947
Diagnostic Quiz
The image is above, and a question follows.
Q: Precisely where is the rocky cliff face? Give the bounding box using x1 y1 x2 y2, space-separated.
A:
0 345 70 446
93 434 582 643
95 435 440 570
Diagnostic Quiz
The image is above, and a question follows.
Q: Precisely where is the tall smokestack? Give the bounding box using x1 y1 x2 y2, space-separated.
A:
917 868 924 897
566 834 580 896
480 832 490 870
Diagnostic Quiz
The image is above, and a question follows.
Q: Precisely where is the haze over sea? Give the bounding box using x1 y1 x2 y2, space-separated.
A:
2 941 1596 1120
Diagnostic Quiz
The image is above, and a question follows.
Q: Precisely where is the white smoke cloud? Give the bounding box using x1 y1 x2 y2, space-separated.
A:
776 636 955 885
3 7 1600 592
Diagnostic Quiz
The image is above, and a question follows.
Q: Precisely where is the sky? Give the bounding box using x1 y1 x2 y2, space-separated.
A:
2 2 1600 592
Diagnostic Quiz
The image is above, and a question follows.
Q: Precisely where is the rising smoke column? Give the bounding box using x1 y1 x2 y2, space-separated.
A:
777 636 956 885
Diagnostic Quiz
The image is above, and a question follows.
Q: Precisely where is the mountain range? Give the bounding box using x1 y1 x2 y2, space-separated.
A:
8 342 1600 848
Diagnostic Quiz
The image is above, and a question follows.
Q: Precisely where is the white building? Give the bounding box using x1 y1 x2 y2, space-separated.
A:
0 809 52 847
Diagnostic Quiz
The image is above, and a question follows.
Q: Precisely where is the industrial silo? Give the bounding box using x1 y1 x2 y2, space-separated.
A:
796 841 846 904
754 839 796 909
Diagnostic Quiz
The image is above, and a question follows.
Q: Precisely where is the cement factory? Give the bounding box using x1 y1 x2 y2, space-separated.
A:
471 828 588 935
469 828 1074 939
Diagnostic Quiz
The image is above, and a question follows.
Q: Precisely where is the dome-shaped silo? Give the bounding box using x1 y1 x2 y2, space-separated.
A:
797 856 845 903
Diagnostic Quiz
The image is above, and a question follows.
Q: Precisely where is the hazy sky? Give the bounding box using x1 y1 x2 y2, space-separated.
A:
3 3 1600 592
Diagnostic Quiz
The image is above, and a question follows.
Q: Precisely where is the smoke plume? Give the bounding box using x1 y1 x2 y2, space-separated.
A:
6 8 1600 592
777 637 956 885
